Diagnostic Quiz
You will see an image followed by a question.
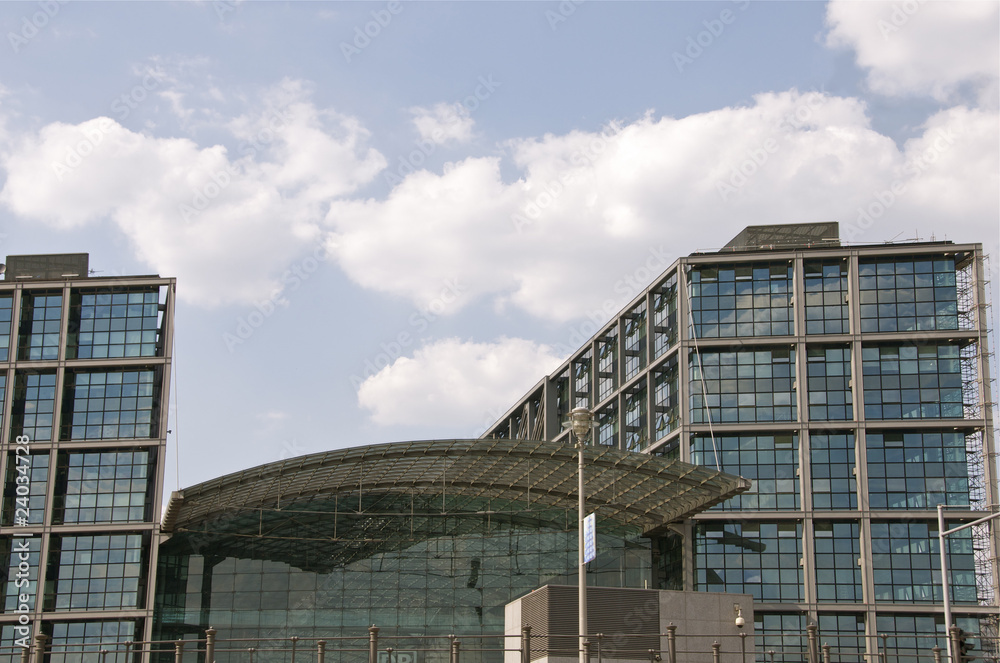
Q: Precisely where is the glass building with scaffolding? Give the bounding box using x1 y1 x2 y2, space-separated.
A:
482 222 999 659
0 254 175 656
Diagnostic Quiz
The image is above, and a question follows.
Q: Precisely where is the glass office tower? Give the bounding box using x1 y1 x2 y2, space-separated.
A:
483 223 998 659
0 254 174 661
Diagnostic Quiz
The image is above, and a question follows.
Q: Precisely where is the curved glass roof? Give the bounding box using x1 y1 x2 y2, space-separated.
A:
163 438 750 535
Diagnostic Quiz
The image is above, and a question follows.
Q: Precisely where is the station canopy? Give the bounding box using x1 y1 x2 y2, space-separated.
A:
161 438 750 572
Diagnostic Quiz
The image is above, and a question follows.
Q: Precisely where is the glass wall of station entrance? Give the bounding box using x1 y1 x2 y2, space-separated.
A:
153 492 653 661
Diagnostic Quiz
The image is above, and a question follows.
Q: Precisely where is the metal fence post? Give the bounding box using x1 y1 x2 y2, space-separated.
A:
175 641 185 663
521 626 531 663
33 634 47 663
583 641 590 663
19 643 28 663
205 629 216 663
369 627 380 663
648 649 660 663
932 646 942 663
712 642 721 663
879 634 888 663
450 636 460 663
317 641 326 663
807 624 819 663
596 633 603 663
822 644 830 663
666 624 677 663
949 627 962 663
290 637 298 663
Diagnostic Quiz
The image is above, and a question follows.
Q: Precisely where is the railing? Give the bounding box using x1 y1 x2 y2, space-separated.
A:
0 625 996 663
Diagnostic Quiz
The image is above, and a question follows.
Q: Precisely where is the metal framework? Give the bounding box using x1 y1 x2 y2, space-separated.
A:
163 438 751 538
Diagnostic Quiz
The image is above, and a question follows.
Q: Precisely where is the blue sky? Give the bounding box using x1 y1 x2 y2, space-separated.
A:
0 0 997 492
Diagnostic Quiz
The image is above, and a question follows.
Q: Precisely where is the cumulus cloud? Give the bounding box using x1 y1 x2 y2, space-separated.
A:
357 337 563 428
410 102 475 145
0 79 385 307
328 89 998 323
825 0 999 104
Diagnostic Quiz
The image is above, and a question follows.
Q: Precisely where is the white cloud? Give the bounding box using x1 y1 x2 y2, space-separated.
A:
410 102 475 145
825 0 999 104
328 89 998 323
0 80 385 308
357 337 563 427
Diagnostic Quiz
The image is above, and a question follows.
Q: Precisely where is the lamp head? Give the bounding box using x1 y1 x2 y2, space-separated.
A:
567 407 594 441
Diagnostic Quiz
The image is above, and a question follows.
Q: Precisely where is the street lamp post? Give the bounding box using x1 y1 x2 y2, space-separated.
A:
937 504 1000 661
566 407 595 663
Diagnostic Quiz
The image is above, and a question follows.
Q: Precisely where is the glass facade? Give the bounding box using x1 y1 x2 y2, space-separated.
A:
689 347 796 424
44 533 146 611
806 346 853 421
652 357 679 441
623 302 647 381
870 521 977 603
694 521 803 601
810 432 857 510
483 235 995 661
691 433 798 510
155 495 651 649
10 371 57 442
858 257 959 333
652 272 678 357
0 269 173 656
689 262 793 338
622 385 647 452
2 451 49 525
46 621 140 663
0 296 12 362
804 260 849 334
17 292 62 361
867 431 971 508
60 369 160 440
0 536 40 613
67 287 163 359
54 449 153 524
814 521 861 601
862 344 965 419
